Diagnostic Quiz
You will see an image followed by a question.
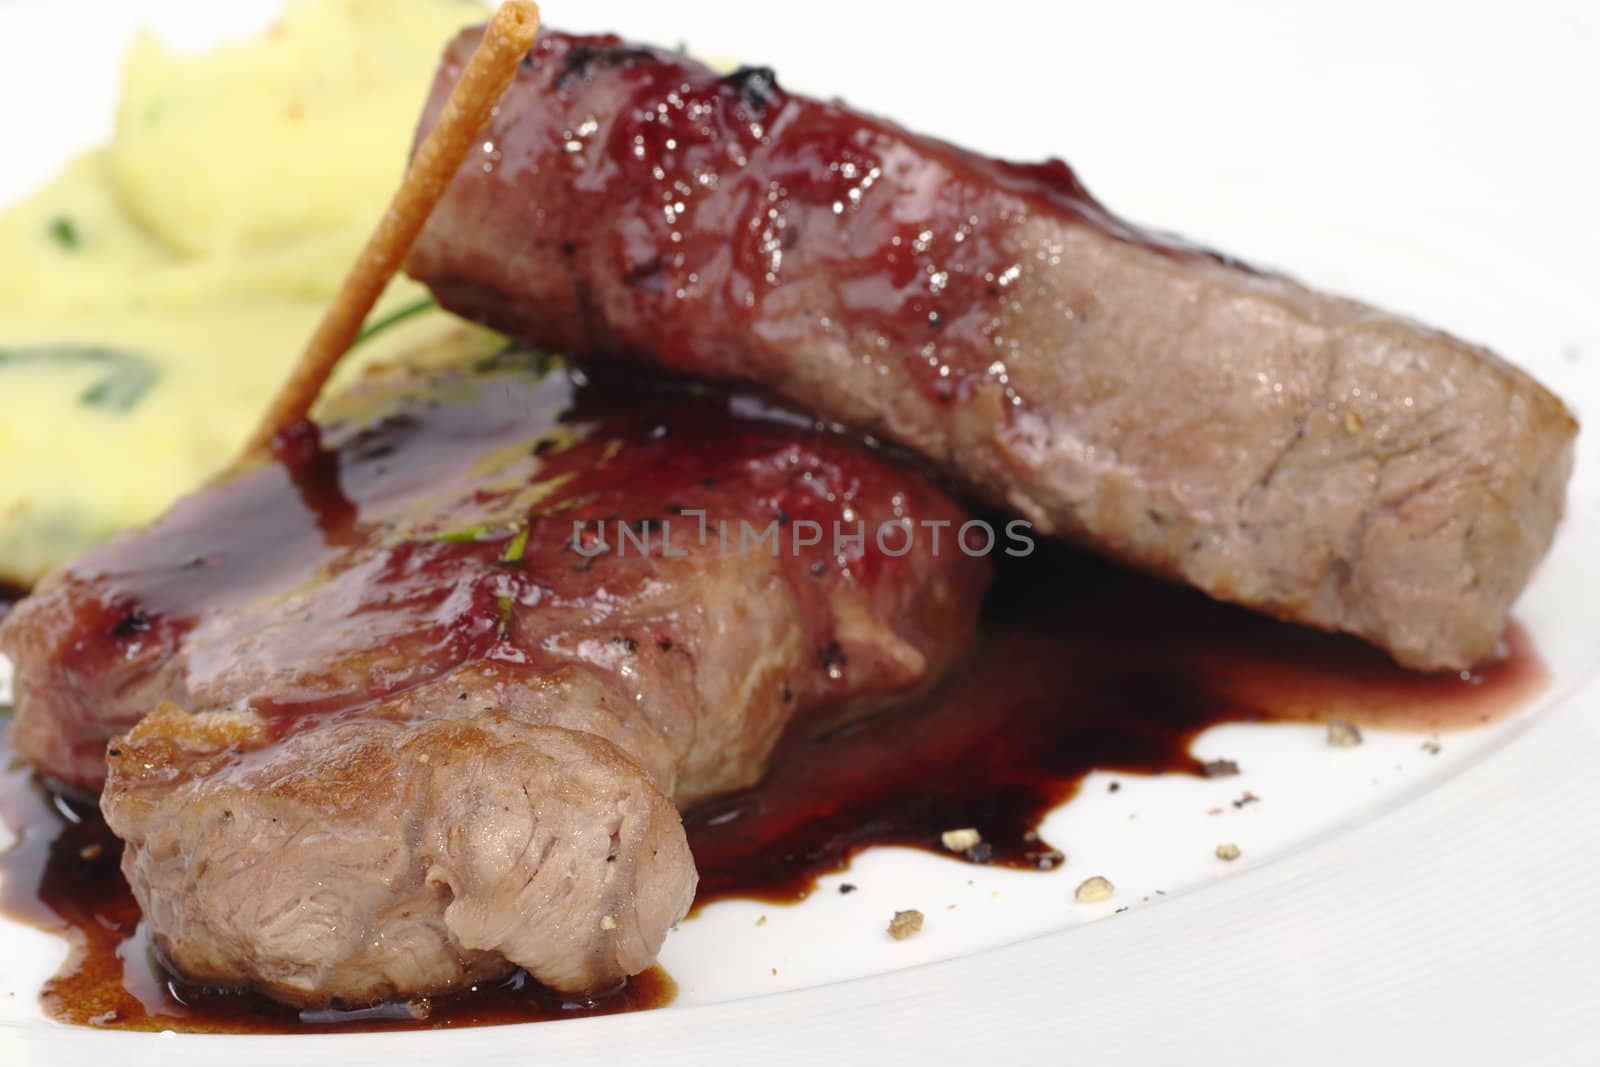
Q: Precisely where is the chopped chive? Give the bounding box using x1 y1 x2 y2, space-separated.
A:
48 216 79 249
0 345 160 413
353 297 436 347
501 522 532 565
423 523 503 544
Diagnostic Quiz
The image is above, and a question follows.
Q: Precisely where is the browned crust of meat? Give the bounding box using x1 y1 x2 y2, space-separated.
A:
407 28 1576 670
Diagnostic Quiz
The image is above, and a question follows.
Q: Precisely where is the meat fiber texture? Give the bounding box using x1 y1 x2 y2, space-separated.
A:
408 28 1577 671
0 357 986 1005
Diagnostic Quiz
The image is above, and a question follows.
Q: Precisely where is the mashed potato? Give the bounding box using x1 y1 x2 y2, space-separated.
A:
0 0 496 585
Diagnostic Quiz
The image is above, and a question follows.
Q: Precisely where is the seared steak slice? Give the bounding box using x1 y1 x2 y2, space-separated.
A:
109 703 688 1001
407 28 1577 671
0 357 985 1004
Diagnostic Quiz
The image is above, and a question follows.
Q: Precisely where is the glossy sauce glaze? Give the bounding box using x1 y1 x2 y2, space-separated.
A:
424 31 1251 413
0 535 1545 1030
3 354 984 797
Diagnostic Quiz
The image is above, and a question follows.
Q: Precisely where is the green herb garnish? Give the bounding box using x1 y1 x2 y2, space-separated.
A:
501 522 531 565
496 522 532 636
422 522 507 544
0 345 161 413
415 513 535 639
48 216 79 250
353 297 436 347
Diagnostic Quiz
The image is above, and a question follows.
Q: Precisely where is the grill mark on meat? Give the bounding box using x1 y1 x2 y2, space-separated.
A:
406 26 1576 670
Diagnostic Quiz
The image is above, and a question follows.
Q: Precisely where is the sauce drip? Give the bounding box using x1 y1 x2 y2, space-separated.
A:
0 541 1545 1031
686 542 1544 904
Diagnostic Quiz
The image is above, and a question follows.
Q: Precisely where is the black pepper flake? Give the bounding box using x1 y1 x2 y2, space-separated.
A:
838 883 858 895
1232 791 1260 809
112 608 150 638
810 561 826 577
723 65 781 112
613 636 639 653
1107 781 1121 793
561 240 577 256
1201 759 1240 778
780 684 793 703
776 507 791 526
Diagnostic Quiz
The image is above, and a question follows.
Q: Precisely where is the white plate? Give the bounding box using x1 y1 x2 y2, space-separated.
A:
2 0 1599 1063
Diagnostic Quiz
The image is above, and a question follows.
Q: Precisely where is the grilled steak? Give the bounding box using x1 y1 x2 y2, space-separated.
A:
407 28 1577 671
0 356 986 1005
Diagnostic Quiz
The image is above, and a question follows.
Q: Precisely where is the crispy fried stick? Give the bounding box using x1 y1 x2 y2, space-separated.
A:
240 1 540 459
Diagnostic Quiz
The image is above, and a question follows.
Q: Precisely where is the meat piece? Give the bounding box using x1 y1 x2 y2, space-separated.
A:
0 356 986 1004
109 703 689 1001
407 28 1578 671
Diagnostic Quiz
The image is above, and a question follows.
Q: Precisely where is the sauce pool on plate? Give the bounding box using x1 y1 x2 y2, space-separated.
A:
0 540 1546 1032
